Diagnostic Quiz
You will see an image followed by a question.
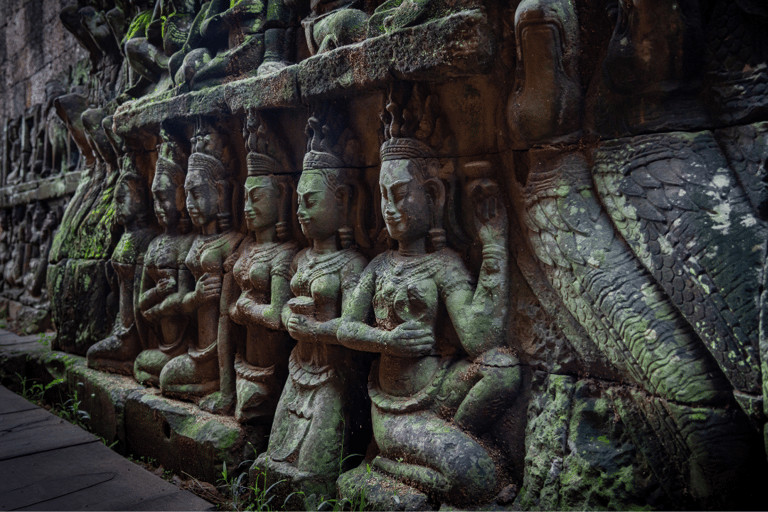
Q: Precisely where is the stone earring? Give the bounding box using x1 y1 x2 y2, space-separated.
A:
428 227 446 251
338 225 354 249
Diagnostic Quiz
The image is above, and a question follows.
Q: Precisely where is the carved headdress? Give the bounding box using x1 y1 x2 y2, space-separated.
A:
187 119 237 231
380 84 448 250
303 111 354 173
245 109 296 241
300 108 371 249
155 128 192 233
246 109 293 177
188 119 229 181
380 84 439 170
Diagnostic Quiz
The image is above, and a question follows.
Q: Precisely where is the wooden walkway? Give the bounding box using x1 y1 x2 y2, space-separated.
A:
0 334 214 511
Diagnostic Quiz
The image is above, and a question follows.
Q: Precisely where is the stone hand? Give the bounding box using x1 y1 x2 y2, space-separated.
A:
468 179 508 245
195 273 222 304
286 312 318 341
384 321 434 357
230 296 251 325
156 277 176 296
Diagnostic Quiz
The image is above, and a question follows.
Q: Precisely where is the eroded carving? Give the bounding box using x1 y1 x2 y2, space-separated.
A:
221 110 300 424
134 133 197 386
86 162 158 374
158 120 245 402
337 87 520 506
252 109 370 504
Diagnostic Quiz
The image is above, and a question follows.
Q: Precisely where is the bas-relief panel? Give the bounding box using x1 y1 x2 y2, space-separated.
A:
5 0 764 509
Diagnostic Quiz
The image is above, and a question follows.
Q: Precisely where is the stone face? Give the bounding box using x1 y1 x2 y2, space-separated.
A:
1 0 768 510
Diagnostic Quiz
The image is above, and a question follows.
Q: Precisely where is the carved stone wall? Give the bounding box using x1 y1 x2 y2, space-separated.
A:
0 0 90 332
3 0 768 509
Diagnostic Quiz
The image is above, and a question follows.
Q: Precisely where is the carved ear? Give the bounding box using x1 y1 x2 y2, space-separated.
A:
424 176 445 211
335 184 352 218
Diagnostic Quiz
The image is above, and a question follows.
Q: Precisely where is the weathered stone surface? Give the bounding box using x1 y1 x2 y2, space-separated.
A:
112 9 492 138
516 375 668 510
67 363 145 452
124 391 248 484
2 0 768 510
337 464 434 511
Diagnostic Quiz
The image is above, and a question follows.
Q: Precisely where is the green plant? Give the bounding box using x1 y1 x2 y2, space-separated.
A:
36 332 54 347
16 373 45 403
57 386 90 429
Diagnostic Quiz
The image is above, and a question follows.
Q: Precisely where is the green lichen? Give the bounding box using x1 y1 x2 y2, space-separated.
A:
124 10 153 43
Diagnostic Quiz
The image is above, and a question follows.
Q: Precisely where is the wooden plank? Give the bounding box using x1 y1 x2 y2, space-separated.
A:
0 408 97 460
0 441 213 511
0 386 37 415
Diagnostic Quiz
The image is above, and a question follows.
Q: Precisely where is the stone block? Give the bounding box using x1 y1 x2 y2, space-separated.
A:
66 362 144 453
124 390 249 484
6 298 51 334
337 464 434 511
297 10 493 101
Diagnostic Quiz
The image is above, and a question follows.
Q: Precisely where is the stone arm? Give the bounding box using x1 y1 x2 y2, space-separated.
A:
286 256 367 346
338 261 435 358
147 267 196 319
445 181 509 359
181 269 221 313
444 247 508 359
138 266 172 313
234 274 292 331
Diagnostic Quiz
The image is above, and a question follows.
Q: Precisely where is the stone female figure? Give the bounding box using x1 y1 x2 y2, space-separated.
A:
158 123 245 401
87 167 158 374
338 91 520 505
220 113 300 424
252 114 369 503
135 138 197 386
219 112 299 428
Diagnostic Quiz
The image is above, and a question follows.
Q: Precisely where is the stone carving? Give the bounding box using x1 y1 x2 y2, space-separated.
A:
593 132 767 423
704 0 768 125
41 81 75 177
134 133 197 386
337 87 520 506
506 0 581 148
48 104 120 355
60 0 123 104
300 0 369 55
5 115 26 186
221 110 300 424
509 2 766 504
252 110 370 504
86 161 158 374
158 120 245 402
3 0 762 508
170 0 296 89
22 202 59 301
124 0 202 95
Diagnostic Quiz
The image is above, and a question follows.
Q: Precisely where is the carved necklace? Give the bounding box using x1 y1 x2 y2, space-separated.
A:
294 248 358 297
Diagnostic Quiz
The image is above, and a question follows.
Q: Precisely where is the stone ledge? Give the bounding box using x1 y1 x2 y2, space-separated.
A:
0 332 251 485
0 171 81 207
113 9 492 137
